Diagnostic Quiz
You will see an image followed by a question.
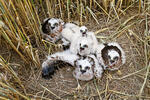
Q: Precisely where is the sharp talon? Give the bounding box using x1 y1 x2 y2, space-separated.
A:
75 79 82 91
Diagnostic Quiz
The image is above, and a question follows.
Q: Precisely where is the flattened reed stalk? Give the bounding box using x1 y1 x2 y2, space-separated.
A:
139 13 149 98
0 0 41 67
0 57 29 100
0 81 29 100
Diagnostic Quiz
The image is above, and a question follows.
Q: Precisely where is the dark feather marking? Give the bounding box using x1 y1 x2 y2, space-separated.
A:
63 43 70 50
42 60 73 79
41 18 51 34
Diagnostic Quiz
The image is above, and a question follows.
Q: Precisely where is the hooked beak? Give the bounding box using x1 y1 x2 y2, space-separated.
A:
80 70 86 74
80 47 84 51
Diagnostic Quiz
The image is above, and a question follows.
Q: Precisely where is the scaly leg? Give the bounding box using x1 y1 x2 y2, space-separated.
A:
76 78 82 91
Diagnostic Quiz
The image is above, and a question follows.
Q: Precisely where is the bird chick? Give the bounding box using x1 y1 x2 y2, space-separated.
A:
73 54 104 81
96 42 126 71
80 26 88 37
41 18 64 43
70 35 97 56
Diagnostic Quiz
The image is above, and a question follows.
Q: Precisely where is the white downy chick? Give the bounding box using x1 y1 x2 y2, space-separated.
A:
73 54 104 81
96 42 126 71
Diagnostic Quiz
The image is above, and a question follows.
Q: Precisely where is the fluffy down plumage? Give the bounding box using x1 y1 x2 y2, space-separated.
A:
69 28 98 56
73 55 104 81
96 42 126 71
41 18 64 43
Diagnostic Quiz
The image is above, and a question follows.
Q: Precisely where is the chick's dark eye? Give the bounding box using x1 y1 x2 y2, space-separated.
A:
79 65 82 68
114 56 119 60
85 66 90 70
55 23 58 27
80 43 81 46
80 30 83 33
84 45 88 48
48 23 51 27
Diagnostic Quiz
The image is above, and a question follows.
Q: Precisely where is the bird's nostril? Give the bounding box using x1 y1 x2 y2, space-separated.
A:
51 27 55 29
80 70 86 74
